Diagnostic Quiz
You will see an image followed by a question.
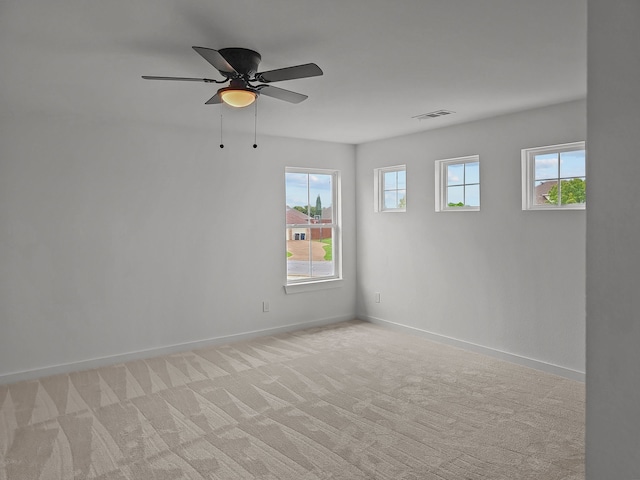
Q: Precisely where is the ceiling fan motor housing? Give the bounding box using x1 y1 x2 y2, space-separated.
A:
218 48 262 77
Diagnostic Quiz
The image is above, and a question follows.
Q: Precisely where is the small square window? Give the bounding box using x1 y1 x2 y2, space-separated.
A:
521 142 586 210
435 155 480 212
374 165 406 212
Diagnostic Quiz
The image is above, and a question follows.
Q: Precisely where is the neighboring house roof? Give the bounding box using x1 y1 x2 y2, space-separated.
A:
286 205 334 224
286 206 312 224
535 181 556 204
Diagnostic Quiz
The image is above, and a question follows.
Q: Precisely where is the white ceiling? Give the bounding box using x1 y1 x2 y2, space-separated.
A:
0 0 586 145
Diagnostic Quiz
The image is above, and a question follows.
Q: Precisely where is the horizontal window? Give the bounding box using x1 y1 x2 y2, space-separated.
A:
435 155 480 212
521 142 586 210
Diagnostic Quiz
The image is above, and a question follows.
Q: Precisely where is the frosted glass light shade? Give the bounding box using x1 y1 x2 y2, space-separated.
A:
220 89 257 108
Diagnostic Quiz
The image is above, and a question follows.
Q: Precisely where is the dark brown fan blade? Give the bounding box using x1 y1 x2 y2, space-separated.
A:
142 76 218 83
258 85 308 103
205 92 222 105
255 63 323 83
192 46 237 74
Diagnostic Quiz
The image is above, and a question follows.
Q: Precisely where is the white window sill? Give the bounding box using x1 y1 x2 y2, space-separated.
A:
524 205 586 211
284 278 344 294
379 209 406 213
437 207 480 213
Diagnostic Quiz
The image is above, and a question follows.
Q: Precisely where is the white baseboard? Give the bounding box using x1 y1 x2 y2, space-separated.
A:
2 314 584 385
0 315 352 385
361 315 585 382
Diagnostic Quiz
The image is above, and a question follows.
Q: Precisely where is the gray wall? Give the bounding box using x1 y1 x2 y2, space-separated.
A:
586 0 640 477
356 100 586 378
0 113 356 382
1 100 587 387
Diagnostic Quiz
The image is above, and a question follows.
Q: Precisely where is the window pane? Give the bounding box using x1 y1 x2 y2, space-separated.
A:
534 153 559 181
447 185 464 206
286 172 309 211
286 227 334 280
287 233 311 280
560 150 586 178
447 164 464 186
466 184 480 207
559 177 586 205
397 170 406 189
534 180 558 205
308 173 332 222
384 171 397 190
398 190 406 208
465 162 480 184
384 190 398 209
312 228 334 278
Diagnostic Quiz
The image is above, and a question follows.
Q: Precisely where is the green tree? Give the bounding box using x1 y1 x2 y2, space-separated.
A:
398 195 406 208
547 178 586 205
315 194 322 219
293 197 326 218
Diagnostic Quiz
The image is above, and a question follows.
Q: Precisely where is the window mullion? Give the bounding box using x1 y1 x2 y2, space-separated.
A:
463 162 467 206
531 152 536 207
306 173 312 272
556 152 562 205
287 223 336 229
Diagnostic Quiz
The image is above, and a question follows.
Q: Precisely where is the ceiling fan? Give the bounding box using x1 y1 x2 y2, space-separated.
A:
142 47 323 108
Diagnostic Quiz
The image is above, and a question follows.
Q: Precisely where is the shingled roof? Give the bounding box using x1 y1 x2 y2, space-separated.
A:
535 180 556 204
286 206 312 224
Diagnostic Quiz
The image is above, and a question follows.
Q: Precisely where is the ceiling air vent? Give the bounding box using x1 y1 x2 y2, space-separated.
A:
412 109 455 120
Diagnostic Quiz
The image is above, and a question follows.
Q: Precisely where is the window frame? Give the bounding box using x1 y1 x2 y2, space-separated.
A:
374 165 407 213
434 155 481 212
285 167 342 293
521 141 586 211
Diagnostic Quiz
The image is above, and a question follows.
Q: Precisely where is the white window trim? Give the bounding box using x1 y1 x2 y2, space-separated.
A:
521 141 586 211
434 155 480 212
285 167 342 291
374 165 406 213
284 278 344 294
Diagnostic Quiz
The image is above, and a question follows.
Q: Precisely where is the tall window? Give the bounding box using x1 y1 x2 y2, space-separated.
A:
285 168 340 285
374 165 406 212
521 142 586 210
435 155 480 211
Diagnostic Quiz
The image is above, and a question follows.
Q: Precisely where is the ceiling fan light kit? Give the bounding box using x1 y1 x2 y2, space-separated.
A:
219 87 257 108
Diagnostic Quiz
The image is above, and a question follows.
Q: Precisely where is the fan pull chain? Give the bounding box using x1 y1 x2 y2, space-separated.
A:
219 109 224 149
253 100 258 149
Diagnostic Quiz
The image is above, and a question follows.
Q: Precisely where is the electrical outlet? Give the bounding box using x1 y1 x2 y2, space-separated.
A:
375 292 381 303
263 301 270 313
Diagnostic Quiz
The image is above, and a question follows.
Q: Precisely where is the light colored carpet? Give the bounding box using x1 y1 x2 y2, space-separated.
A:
0 320 584 479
